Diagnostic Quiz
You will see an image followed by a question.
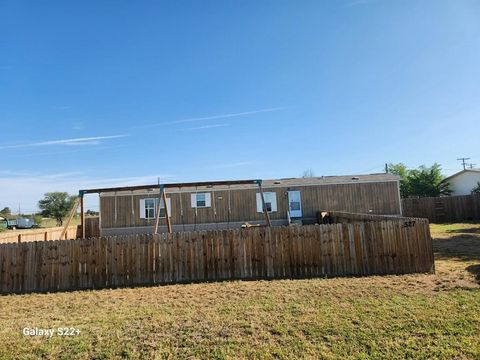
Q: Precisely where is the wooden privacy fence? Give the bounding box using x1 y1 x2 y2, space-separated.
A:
0 226 78 244
325 211 404 223
402 194 480 223
0 219 434 294
83 217 100 238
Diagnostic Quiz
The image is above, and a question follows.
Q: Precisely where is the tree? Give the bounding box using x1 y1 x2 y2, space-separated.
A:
387 163 411 198
0 207 11 217
408 164 452 197
472 182 480 195
387 163 452 198
38 192 77 226
33 214 43 226
301 169 315 178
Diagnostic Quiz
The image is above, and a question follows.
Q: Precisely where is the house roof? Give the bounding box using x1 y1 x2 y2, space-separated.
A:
261 173 400 187
444 169 480 182
82 173 400 195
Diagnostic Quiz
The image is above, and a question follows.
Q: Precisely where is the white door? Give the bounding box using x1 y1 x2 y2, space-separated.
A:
288 191 302 218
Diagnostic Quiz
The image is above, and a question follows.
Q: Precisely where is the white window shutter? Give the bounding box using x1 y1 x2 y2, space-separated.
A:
166 198 172 216
139 199 146 219
155 198 172 216
205 193 212 207
270 192 277 212
191 193 197 208
256 193 263 213
256 192 277 212
156 198 161 218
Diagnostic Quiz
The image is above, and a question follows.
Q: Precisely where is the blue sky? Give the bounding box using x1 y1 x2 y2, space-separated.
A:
1 0 479 212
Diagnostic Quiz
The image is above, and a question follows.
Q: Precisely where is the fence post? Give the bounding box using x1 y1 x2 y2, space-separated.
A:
44 231 48 241
18 234 21 243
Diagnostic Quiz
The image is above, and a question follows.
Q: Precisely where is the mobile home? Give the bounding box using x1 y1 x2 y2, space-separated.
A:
81 173 402 236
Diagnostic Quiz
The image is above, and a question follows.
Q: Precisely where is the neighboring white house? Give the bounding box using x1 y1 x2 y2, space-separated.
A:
444 169 480 195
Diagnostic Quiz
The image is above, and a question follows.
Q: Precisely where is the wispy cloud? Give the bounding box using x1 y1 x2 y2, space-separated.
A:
0 170 37 177
0 172 177 212
171 107 287 124
0 134 129 150
184 123 229 131
0 170 83 179
64 140 102 146
136 106 288 129
42 171 84 179
52 105 72 110
9 145 128 158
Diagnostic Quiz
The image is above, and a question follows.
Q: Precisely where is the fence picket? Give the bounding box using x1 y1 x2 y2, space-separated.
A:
402 194 480 223
0 216 434 294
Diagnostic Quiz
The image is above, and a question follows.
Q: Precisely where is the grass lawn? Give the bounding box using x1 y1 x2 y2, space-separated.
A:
39 217 81 228
0 224 479 359
0 217 80 235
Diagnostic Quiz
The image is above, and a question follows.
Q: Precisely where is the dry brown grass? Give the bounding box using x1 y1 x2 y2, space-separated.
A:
0 223 479 359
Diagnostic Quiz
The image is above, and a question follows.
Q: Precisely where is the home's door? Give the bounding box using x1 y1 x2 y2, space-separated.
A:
288 191 302 218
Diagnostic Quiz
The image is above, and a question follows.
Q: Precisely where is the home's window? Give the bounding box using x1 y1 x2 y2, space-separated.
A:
265 201 272 212
290 201 301 211
141 198 171 219
158 204 166 218
256 192 277 213
145 199 155 219
191 193 211 208
196 193 206 207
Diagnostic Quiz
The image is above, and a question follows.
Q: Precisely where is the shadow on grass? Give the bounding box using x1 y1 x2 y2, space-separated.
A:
466 264 480 284
445 227 480 234
434 232 480 285
433 235 480 261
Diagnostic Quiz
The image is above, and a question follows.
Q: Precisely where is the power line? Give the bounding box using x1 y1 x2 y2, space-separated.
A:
357 164 385 173
457 157 471 170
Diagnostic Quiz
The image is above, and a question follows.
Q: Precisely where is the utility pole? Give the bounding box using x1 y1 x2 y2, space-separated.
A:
385 163 388 173
467 163 476 169
457 157 471 170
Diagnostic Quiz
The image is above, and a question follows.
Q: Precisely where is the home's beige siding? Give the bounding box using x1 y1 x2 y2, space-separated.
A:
99 181 401 230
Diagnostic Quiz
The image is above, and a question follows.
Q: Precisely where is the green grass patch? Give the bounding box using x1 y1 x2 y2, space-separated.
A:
0 223 479 359
430 222 480 235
